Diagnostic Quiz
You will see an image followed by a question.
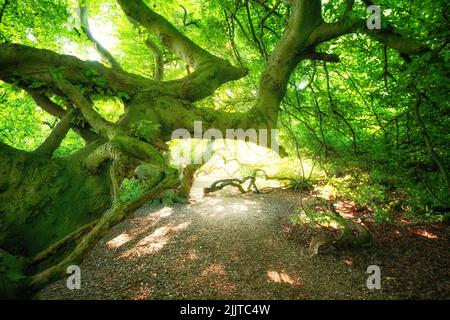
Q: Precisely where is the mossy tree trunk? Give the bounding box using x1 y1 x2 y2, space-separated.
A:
0 0 430 297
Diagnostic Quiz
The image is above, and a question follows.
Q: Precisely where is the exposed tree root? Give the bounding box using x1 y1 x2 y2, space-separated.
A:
178 164 202 198
204 177 260 195
27 167 178 294
204 173 312 196
308 202 372 256
30 219 99 266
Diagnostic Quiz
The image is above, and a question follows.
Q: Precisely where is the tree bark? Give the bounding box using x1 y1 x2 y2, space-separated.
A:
0 0 433 297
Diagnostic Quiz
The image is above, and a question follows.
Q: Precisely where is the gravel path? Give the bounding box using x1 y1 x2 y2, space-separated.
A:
37 176 450 300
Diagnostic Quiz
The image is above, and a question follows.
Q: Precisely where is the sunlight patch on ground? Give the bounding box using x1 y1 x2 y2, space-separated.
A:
229 203 249 211
197 197 260 218
314 184 336 200
210 279 237 296
176 249 199 267
214 205 226 212
154 207 174 219
129 284 151 300
267 270 303 286
190 264 237 296
120 221 191 258
201 264 226 276
106 233 132 249
109 206 175 250
414 229 439 239
342 258 353 266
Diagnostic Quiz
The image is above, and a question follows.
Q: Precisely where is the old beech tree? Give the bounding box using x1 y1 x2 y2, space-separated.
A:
0 0 431 296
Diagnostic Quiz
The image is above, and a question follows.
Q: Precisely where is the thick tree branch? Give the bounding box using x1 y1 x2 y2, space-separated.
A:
116 0 248 97
31 219 99 265
0 138 24 156
300 50 340 63
126 16 165 80
367 29 429 56
34 111 75 157
308 18 429 57
55 79 114 138
0 43 157 96
117 0 225 69
56 80 166 163
252 0 323 128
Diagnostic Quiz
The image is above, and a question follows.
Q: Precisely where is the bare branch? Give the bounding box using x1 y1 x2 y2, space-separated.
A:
251 0 283 18
179 5 200 28
144 37 164 81
124 15 166 80
415 98 449 189
79 0 121 69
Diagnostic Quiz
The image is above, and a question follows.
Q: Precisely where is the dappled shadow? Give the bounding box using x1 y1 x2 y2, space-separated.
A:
37 184 450 300
267 270 303 286
119 221 191 259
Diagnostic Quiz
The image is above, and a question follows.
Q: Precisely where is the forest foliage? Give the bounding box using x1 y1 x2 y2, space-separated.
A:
0 0 448 224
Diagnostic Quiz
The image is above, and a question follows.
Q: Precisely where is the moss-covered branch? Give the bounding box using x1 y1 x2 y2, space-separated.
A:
117 0 248 101
29 165 178 292
308 15 429 58
0 43 157 96
117 0 227 69
34 111 74 157
30 219 99 266
252 0 323 128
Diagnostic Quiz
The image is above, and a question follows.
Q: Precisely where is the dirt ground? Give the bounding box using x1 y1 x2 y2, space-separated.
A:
37 176 450 300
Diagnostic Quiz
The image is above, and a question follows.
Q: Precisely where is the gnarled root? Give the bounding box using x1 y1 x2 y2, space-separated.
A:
26 167 178 295
204 177 259 195
178 164 202 198
30 219 99 266
308 202 372 256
